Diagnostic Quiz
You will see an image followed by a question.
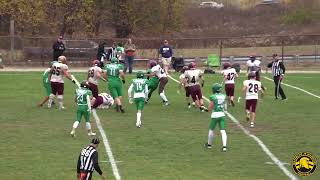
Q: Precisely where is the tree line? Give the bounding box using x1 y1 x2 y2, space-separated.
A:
0 0 185 38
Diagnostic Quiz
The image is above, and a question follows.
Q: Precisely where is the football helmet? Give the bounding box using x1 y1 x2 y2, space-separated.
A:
136 71 145 79
80 81 89 88
223 62 231 69
212 83 222 93
149 60 157 68
92 59 100 67
180 66 189 73
111 57 118 63
188 62 196 69
248 72 256 78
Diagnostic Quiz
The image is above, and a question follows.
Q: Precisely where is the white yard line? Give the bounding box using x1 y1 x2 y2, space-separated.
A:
167 75 298 180
263 77 320 99
92 109 121 180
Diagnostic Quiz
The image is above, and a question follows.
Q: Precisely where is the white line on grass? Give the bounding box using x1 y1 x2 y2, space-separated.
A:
263 77 320 99
92 109 121 180
167 75 298 180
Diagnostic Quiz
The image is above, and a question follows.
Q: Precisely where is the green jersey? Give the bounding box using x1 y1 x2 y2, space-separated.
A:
75 88 92 106
209 93 226 118
146 69 159 86
105 63 124 82
42 68 50 85
129 78 148 98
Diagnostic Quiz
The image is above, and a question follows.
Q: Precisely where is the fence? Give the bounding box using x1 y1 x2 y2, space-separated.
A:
0 35 319 68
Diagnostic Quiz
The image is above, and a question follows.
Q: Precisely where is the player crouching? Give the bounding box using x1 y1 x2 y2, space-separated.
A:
70 81 96 137
242 72 264 128
204 83 227 152
128 71 148 128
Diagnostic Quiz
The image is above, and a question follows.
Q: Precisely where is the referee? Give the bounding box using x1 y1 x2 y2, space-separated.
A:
267 54 287 100
77 138 106 180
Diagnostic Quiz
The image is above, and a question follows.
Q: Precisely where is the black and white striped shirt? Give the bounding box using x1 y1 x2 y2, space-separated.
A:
268 60 285 76
77 145 102 175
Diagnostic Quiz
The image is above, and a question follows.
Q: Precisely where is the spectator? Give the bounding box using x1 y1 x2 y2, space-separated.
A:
116 42 125 64
159 40 173 74
97 42 107 67
52 36 65 61
124 38 136 74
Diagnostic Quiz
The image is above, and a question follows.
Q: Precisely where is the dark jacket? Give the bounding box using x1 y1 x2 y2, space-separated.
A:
52 41 65 61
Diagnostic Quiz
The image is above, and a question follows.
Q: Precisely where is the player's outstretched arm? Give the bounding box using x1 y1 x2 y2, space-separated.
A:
208 101 214 111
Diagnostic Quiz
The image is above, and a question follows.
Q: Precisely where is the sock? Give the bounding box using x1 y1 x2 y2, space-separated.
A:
86 122 91 130
159 92 168 102
57 95 63 108
220 130 227 147
208 130 214 145
73 121 79 129
136 112 141 124
48 94 55 107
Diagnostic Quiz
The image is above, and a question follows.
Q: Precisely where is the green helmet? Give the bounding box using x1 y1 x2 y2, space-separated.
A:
212 83 222 93
111 57 118 63
136 71 144 78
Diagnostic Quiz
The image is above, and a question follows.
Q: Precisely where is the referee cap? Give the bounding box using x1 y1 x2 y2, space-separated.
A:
91 137 100 144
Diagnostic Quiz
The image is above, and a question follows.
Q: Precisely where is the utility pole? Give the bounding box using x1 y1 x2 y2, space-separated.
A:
10 19 15 65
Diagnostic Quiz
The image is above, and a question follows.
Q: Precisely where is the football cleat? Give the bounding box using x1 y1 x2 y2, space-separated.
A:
164 101 170 106
222 146 227 152
88 132 96 136
136 122 142 128
231 100 235 107
200 106 208 112
59 106 66 110
204 143 212 149
70 131 76 138
120 108 125 113
250 122 255 128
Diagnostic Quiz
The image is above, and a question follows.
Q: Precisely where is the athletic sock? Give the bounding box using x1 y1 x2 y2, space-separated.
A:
48 94 55 108
57 95 63 109
220 130 227 147
86 122 91 130
159 92 168 102
136 112 142 124
208 130 214 145
73 121 79 129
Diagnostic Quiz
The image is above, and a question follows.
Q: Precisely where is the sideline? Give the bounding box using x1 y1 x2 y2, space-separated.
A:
263 77 320 99
167 75 298 180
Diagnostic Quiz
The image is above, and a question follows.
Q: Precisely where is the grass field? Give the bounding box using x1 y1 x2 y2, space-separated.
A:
0 71 319 180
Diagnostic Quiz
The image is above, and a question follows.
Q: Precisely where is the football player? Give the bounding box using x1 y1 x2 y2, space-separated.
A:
147 60 169 106
184 62 207 112
128 71 148 128
38 66 52 107
178 66 194 108
242 72 264 128
222 62 238 106
70 81 96 137
91 92 114 110
246 54 265 90
204 83 227 152
104 57 126 113
87 60 106 98
145 68 159 103
48 56 75 109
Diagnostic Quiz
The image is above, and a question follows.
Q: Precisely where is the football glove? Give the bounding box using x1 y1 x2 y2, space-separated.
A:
129 98 133 104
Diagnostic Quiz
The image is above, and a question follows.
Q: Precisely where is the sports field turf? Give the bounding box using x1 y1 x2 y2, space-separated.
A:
0 71 319 180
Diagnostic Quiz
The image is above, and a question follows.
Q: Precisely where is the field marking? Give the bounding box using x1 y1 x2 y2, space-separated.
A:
263 77 320 99
92 109 121 180
167 75 298 180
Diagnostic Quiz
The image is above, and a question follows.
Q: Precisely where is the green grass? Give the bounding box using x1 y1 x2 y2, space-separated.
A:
0 72 319 180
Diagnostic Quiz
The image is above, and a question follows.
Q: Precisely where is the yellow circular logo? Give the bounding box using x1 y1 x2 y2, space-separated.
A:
292 152 317 176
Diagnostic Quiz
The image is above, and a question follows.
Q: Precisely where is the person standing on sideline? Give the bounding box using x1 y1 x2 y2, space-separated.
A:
204 83 228 152
159 40 173 74
124 38 136 74
97 42 107 68
52 36 65 61
77 138 106 180
268 54 287 100
107 41 117 61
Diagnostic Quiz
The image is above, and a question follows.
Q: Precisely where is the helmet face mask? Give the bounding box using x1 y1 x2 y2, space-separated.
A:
92 60 100 67
248 72 256 79
188 62 196 69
